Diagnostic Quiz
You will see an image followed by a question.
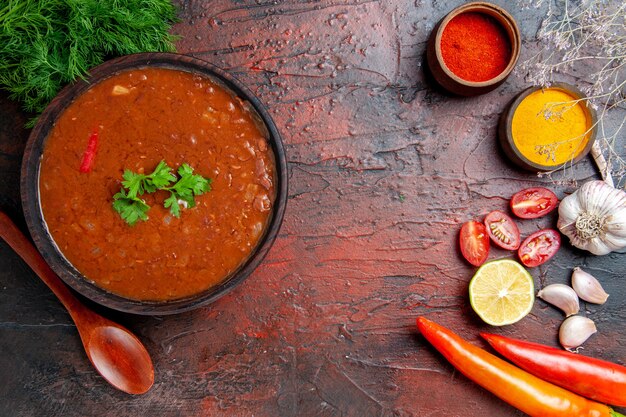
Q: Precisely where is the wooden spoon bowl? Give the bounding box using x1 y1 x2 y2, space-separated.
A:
0 211 154 394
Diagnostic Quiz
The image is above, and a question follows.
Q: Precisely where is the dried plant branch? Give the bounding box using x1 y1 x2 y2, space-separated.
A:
519 0 626 187
591 141 614 186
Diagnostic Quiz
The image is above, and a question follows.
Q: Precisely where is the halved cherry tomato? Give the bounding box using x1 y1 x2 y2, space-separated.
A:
518 229 561 267
460 221 490 266
484 211 521 250
510 187 558 219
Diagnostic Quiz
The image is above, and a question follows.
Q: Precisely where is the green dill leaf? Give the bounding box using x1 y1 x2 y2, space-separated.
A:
0 0 179 120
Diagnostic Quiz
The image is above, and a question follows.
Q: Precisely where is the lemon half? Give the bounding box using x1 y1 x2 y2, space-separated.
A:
469 259 535 326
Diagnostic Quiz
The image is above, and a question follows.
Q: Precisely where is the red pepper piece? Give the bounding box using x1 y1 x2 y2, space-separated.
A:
482 332 626 407
79 128 99 173
416 317 624 417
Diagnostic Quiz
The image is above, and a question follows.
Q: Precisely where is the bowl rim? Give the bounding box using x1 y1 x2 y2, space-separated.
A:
499 82 598 171
20 52 288 315
433 1 521 87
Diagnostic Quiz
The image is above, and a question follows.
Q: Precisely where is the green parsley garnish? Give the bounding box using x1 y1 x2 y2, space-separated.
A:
113 161 212 225
120 160 177 196
112 189 151 226
163 164 212 218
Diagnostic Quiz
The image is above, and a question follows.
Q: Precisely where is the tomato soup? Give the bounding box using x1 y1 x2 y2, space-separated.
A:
39 67 276 301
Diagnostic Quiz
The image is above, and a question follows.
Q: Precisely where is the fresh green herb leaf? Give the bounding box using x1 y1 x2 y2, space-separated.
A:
177 163 194 178
112 189 150 226
0 0 179 125
122 169 148 197
113 161 211 224
148 160 177 190
121 160 176 198
161 163 212 217
163 193 181 218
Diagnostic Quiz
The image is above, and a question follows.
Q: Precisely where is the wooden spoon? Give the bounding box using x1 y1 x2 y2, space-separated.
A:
0 211 154 394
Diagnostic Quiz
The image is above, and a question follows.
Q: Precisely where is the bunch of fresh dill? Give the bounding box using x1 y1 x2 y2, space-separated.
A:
0 0 179 123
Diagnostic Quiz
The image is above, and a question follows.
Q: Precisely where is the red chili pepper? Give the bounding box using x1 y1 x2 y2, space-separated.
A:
482 332 626 407
79 128 99 173
416 317 625 417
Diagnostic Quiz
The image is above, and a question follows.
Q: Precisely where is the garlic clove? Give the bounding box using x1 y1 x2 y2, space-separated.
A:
571 267 609 304
537 284 580 316
559 315 597 351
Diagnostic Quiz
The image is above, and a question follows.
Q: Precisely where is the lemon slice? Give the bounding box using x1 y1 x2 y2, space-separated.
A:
469 259 535 326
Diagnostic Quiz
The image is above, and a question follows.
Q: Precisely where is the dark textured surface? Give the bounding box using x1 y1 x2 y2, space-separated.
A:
1 1 625 416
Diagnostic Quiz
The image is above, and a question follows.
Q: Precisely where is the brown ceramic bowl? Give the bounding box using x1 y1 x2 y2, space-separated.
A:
426 2 521 96
21 53 288 315
498 83 597 171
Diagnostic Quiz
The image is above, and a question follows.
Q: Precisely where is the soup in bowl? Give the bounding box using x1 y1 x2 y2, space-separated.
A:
21 53 287 314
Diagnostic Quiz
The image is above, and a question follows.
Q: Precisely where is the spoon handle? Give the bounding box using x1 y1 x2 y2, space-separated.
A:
0 211 155 394
0 211 87 316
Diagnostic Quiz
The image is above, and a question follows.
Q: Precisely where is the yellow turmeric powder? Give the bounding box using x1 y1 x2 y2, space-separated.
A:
511 88 592 167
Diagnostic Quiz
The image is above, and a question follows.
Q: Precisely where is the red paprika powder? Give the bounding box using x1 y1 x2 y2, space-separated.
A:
440 12 511 82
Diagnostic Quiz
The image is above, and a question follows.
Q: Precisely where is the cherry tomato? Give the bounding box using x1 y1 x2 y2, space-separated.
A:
518 229 561 267
484 211 521 251
460 220 490 266
510 187 558 219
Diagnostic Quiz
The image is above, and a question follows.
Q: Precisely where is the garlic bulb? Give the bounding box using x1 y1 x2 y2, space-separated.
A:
571 267 609 304
537 284 579 316
559 315 597 351
557 180 626 255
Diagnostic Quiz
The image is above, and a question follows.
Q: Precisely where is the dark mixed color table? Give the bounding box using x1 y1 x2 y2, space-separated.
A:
1 1 625 416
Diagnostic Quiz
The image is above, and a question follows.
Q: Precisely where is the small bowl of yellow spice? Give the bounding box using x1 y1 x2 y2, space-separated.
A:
499 83 597 171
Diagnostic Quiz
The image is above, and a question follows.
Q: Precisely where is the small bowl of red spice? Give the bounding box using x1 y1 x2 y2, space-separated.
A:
426 2 521 96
